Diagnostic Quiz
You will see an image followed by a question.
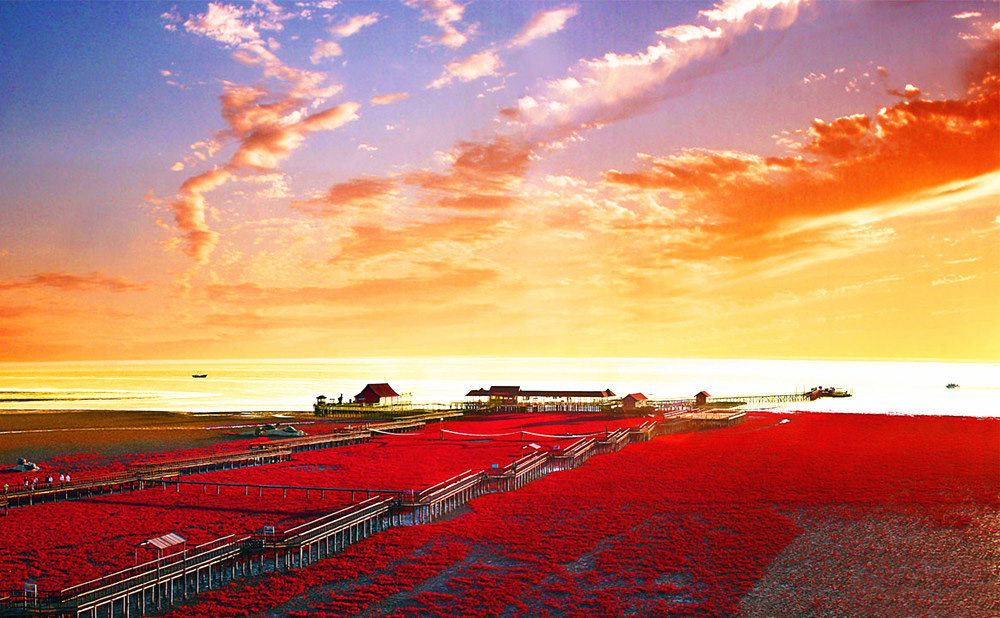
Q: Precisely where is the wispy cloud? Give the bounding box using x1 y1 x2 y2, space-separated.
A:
502 0 809 139
310 39 343 64
163 2 358 266
292 135 533 267
510 5 578 48
932 274 977 286
293 175 400 216
370 92 409 106
0 272 148 292
403 0 472 48
183 2 262 45
429 50 502 89
328 13 380 38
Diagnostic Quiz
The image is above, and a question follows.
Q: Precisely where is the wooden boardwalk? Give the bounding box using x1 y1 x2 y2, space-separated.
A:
0 404 765 616
1 423 406 514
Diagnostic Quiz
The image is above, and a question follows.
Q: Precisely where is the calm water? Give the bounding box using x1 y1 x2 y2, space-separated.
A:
0 358 996 417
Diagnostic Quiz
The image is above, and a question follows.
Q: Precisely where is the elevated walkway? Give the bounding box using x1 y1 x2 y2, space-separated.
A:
0 411 746 617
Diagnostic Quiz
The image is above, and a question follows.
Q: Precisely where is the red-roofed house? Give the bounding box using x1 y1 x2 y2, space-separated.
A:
695 391 710 406
622 393 648 411
355 383 400 405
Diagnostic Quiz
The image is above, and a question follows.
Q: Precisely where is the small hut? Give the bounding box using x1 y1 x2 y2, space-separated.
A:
695 391 710 406
622 393 648 411
355 383 400 405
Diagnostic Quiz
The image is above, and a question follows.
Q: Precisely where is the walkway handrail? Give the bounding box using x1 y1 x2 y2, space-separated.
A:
280 498 394 546
162 479 405 496
0 404 766 616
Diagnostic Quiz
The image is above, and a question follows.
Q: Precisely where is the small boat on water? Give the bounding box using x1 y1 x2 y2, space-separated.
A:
192 374 208 378
946 383 960 389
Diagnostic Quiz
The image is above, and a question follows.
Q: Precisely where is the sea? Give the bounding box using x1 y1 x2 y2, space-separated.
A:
0 358 996 417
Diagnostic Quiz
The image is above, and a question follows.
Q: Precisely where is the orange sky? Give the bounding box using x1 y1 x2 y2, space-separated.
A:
0 1 998 362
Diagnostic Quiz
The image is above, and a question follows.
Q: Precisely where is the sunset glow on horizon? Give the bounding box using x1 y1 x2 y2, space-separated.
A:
1 0 998 362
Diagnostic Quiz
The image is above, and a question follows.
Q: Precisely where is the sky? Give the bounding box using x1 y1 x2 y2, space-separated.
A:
0 0 997 363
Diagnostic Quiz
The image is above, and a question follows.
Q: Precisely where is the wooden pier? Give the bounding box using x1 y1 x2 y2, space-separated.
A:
1 420 423 515
702 392 811 407
0 389 838 617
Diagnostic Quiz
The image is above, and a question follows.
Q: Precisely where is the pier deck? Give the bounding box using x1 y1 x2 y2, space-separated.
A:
0 389 837 616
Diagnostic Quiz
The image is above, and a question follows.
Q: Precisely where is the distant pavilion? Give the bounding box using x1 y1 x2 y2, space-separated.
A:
465 385 616 406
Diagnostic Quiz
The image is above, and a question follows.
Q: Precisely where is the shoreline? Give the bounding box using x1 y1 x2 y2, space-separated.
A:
0 408 309 416
1 406 996 419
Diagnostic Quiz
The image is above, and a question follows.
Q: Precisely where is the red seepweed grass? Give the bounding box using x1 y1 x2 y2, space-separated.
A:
1 411 996 617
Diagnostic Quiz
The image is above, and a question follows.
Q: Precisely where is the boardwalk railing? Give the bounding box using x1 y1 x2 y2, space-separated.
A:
1 420 430 514
0 410 752 617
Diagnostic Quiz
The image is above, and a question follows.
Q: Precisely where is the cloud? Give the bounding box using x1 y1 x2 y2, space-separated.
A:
310 39 343 63
334 215 504 263
242 172 290 198
165 4 357 265
161 8 182 31
797 113 872 159
403 0 471 48
429 50 502 89
169 98 359 262
229 42 340 100
328 13 380 38
171 168 230 264
183 2 260 45
292 138 531 241
932 274 977 286
229 101 360 170
952 11 982 20
501 0 808 138
403 136 532 203
293 137 531 264
293 176 401 216
0 272 148 293
370 92 409 106
510 5 578 48
603 72 1000 258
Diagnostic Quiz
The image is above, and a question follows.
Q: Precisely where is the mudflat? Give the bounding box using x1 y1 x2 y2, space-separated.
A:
0 409 313 463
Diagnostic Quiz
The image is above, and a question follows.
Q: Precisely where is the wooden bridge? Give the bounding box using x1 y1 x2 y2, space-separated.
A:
1 420 421 515
0 414 713 617
0 390 833 616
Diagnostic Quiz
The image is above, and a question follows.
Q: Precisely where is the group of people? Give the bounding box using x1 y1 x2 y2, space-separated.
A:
2 472 72 494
